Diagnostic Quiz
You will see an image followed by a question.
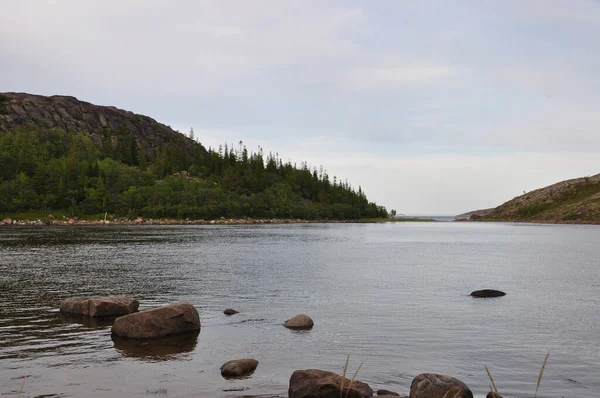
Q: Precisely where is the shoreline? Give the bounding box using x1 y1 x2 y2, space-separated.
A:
0 216 435 227
454 218 600 225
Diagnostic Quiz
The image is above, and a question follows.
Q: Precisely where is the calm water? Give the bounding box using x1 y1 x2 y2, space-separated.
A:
0 223 599 398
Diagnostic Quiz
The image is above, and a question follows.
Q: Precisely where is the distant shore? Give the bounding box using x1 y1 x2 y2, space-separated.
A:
0 216 435 227
454 218 600 225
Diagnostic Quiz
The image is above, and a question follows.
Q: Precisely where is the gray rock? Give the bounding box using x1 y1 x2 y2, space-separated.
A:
111 302 200 339
289 369 373 398
60 296 139 317
220 358 259 377
409 374 473 398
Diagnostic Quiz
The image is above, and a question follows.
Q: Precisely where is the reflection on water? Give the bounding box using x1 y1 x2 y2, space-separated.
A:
112 331 200 361
1 224 600 398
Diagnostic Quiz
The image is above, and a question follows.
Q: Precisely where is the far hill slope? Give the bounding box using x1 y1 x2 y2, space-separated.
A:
0 92 205 159
455 208 494 219
481 174 600 223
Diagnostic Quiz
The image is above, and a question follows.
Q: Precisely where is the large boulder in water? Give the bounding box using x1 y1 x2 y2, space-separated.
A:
111 302 200 339
220 358 259 377
289 369 373 398
409 373 473 398
471 289 506 298
284 314 314 330
60 296 139 317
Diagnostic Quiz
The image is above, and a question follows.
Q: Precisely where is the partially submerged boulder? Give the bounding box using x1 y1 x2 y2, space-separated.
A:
377 389 400 396
224 308 239 315
220 358 259 377
409 373 473 398
284 314 314 330
111 302 200 339
60 296 139 317
471 289 506 298
289 369 373 398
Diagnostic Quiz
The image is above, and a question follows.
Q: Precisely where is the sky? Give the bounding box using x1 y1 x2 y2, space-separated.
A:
1 1 599 215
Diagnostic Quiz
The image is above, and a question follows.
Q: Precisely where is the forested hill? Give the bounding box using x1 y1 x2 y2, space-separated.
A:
480 174 600 223
0 92 388 220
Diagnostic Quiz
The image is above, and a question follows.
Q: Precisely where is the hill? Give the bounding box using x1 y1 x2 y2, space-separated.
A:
0 92 388 221
455 208 494 219
480 174 600 223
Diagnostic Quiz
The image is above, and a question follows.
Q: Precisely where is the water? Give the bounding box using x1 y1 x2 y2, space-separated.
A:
0 223 599 398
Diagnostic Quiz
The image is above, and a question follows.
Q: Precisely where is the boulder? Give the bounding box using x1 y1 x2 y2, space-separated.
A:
486 392 503 398
220 358 259 377
409 374 473 398
471 289 506 298
60 296 139 317
224 308 239 315
377 389 400 396
111 302 200 339
289 369 373 398
284 314 314 330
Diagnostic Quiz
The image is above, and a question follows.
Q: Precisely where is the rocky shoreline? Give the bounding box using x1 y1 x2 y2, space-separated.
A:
0 216 431 227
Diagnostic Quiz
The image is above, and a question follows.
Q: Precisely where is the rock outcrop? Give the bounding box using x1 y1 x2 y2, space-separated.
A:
220 358 259 377
289 369 373 398
60 296 139 317
0 92 206 160
409 374 473 398
284 314 314 330
111 302 200 339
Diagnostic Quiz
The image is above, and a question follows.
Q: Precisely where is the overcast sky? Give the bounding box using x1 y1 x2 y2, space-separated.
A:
2 1 599 214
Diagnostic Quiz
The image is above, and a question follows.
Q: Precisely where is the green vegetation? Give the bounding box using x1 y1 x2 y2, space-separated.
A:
0 126 388 220
516 203 551 218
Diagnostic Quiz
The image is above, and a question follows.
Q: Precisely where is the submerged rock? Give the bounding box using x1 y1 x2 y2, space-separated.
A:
60 296 139 317
224 308 239 315
377 389 400 396
471 289 506 298
289 369 373 398
111 302 200 339
409 373 473 398
284 314 314 330
220 358 259 377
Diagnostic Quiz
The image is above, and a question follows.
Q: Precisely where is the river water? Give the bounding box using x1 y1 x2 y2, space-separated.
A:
0 223 598 397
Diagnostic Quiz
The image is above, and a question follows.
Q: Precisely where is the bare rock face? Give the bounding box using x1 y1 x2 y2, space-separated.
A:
289 369 373 398
471 289 506 298
111 302 200 339
220 358 259 377
60 296 139 317
284 314 314 330
0 92 206 160
409 373 473 398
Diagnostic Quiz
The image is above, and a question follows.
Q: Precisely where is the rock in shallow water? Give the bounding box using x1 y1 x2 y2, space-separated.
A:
288 369 373 398
224 308 239 315
220 358 259 377
409 373 473 398
471 289 506 298
111 302 200 339
284 314 314 330
377 389 400 396
60 296 139 317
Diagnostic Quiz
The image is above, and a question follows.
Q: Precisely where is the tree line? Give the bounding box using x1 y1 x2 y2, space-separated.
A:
0 126 389 220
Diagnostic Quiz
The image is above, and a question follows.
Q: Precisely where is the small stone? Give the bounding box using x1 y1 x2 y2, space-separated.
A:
220 358 259 377
377 389 400 396
224 308 239 315
471 289 506 298
284 314 314 330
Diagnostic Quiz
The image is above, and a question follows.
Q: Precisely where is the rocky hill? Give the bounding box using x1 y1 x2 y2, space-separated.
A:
480 174 600 223
455 208 494 219
0 92 205 159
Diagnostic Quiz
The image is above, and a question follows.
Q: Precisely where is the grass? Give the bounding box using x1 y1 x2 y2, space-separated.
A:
485 352 550 397
340 355 364 398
